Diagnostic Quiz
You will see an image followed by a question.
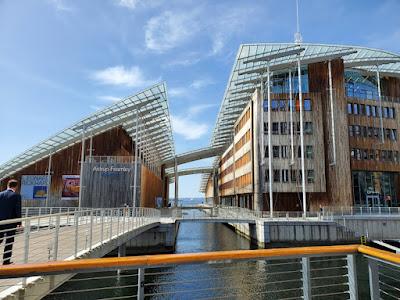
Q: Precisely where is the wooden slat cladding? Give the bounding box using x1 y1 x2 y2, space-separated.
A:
0 127 133 206
308 59 352 209
140 164 162 208
381 77 400 98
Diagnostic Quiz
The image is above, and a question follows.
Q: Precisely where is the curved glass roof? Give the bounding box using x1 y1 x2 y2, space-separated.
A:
0 82 175 180
200 42 400 192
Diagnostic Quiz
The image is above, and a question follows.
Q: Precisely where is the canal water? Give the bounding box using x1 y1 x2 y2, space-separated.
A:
44 201 371 299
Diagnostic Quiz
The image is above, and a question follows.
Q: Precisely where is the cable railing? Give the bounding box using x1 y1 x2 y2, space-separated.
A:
0 207 160 266
0 245 398 299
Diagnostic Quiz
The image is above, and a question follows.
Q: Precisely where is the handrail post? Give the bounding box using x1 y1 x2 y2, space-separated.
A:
109 209 113 240
89 210 93 250
368 259 380 300
347 254 358 300
22 218 31 286
100 210 104 245
74 212 79 258
137 267 144 300
53 214 61 260
301 257 311 300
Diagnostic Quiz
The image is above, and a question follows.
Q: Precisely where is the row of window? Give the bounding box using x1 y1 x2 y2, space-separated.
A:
234 130 251 152
351 148 400 163
236 173 252 188
347 103 396 119
220 148 233 166
234 108 251 135
235 151 251 169
266 169 315 184
264 99 312 112
348 125 397 141
265 145 314 159
265 122 313 135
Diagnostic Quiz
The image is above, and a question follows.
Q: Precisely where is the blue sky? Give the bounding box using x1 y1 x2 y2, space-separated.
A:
0 0 399 198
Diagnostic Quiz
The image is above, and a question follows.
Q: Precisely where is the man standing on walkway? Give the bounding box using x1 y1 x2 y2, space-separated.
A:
0 179 22 265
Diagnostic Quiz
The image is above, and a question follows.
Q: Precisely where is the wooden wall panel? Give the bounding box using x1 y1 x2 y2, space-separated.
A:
1 126 133 206
308 59 352 209
140 164 162 208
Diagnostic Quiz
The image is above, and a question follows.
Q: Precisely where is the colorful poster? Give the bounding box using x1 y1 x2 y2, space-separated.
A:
61 175 80 200
21 175 48 200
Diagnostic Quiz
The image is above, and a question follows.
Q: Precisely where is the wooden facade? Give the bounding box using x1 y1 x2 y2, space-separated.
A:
1 126 164 208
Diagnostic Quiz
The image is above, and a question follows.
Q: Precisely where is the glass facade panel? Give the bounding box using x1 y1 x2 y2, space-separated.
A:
352 171 398 207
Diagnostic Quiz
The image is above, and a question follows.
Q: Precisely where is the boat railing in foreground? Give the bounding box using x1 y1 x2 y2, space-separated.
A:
0 244 398 299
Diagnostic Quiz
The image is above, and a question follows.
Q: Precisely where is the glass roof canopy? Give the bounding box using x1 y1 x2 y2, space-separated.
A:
200 43 400 192
0 82 175 181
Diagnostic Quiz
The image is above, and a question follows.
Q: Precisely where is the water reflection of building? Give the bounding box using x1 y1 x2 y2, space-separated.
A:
202 43 400 212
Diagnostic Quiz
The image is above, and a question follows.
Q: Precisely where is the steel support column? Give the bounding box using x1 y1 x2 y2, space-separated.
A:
328 60 336 165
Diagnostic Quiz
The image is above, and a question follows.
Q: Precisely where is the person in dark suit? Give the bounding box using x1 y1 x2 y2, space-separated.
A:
0 179 22 265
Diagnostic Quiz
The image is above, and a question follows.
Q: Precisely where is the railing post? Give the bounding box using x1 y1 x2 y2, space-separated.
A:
22 218 31 286
53 214 61 260
137 267 144 300
23 219 31 264
109 209 113 240
100 210 104 245
74 212 79 258
368 259 380 300
117 209 120 236
301 257 311 300
347 254 358 300
89 210 93 250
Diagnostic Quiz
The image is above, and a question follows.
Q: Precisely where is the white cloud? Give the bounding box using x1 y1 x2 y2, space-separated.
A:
144 10 200 52
91 65 157 88
115 0 140 10
90 105 105 111
171 115 208 140
97 95 121 103
190 78 215 89
48 0 72 12
169 87 188 97
188 104 217 115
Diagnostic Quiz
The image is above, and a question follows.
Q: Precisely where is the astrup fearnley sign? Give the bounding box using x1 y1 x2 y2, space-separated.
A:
92 166 131 173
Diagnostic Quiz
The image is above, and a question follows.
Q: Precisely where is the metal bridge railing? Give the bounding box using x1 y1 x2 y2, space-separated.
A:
322 206 400 218
0 207 160 266
0 245 398 299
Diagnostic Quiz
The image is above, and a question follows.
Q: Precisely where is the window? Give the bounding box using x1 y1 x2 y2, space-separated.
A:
359 104 365 115
273 146 280 158
304 122 313 134
273 170 280 182
362 149 368 160
297 146 302 158
369 149 375 160
351 148 356 159
353 103 359 115
282 169 289 183
280 122 288 135
271 100 279 111
348 125 354 137
306 145 313 159
384 107 389 118
272 122 279 134
279 100 286 111
264 122 267 132
391 129 397 141
354 125 360 137
288 100 294 111
307 170 315 184
362 126 367 137
347 103 352 114
265 146 269 158
371 106 377 117
291 170 297 182
389 107 395 119
265 169 269 182
368 127 373 137
304 99 312 111
366 105 371 116
281 146 288 158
